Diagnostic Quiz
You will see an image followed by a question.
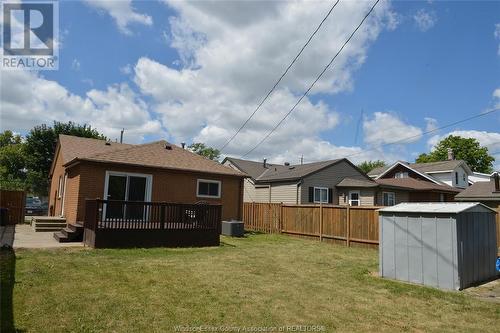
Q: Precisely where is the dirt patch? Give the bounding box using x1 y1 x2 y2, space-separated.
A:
463 279 500 303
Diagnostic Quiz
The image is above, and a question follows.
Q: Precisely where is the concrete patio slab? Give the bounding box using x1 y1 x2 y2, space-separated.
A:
8 224 84 249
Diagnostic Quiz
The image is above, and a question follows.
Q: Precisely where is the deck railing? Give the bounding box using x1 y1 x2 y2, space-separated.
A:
84 199 222 231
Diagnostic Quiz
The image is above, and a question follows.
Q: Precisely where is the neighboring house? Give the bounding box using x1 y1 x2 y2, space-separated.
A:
366 160 465 204
455 173 500 209
49 135 246 226
368 160 472 189
223 157 378 206
468 171 495 184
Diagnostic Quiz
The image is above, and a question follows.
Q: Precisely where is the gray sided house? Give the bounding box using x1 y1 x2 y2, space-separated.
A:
223 157 377 206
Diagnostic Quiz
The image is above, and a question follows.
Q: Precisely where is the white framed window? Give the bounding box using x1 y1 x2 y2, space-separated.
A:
57 175 63 198
349 191 360 206
439 193 445 202
383 192 395 206
395 171 408 179
103 171 153 221
197 179 221 198
61 173 68 215
313 187 328 203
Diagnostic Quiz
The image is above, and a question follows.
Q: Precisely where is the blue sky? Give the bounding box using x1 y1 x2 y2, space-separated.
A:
2 0 500 168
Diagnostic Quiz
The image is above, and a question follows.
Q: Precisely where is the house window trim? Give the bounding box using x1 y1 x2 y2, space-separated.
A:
197 179 222 199
103 171 153 203
60 173 68 216
382 191 395 206
313 186 329 204
349 190 360 206
57 175 63 199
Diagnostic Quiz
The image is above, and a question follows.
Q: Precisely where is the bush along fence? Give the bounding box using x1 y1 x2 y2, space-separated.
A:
243 202 381 248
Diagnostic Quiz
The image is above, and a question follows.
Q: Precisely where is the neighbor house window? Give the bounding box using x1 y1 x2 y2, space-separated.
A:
395 172 408 179
313 187 328 203
383 192 395 206
57 176 63 198
349 191 360 206
455 172 458 185
197 179 221 198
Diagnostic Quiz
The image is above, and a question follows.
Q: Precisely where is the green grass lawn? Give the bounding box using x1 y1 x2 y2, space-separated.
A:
1 233 499 332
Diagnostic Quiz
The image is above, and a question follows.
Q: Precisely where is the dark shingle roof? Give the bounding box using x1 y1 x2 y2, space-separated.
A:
455 180 500 200
59 135 245 177
336 178 378 188
375 178 461 193
225 157 344 183
410 160 465 173
368 160 469 177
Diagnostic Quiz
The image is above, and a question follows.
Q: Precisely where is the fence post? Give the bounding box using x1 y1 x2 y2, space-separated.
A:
346 205 350 247
252 201 255 231
319 203 323 242
279 203 283 234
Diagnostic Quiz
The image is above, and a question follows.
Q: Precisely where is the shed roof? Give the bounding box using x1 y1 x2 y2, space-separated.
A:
379 202 495 214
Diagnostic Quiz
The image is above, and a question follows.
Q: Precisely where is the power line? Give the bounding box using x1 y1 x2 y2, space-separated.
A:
218 0 341 153
342 107 500 160
241 0 381 158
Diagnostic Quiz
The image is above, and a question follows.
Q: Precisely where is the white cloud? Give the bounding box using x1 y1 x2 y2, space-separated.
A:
427 130 500 170
0 71 164 143
495 23 500 56
132 0 397 163
120 64 132 75
413 9 437 32
424 117 438 133
72 59 81 71
363 112 423 147
85 0 152 35
494 88 500 109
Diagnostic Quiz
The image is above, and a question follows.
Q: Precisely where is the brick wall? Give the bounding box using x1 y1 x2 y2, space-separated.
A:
70 161 243 224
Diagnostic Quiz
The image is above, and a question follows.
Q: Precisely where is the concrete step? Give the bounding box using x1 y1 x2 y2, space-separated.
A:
33 222 66 228
34 227 66 232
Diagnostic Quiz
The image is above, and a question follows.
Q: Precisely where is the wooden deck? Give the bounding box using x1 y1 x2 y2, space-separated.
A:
83 199 222 248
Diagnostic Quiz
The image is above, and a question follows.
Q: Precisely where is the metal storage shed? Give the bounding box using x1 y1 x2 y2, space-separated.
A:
379 202 498 290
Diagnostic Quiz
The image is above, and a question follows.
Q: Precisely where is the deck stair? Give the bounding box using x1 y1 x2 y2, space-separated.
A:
53 222 84 243
31 216 67 232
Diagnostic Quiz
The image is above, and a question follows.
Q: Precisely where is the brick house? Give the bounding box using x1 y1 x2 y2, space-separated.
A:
49 135 246 228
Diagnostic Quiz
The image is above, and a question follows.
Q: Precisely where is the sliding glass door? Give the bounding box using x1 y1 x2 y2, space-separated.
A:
104 172 152 220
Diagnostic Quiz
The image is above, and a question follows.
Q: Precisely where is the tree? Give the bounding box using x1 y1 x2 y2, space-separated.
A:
416 135 495 173
0 131 27 190
24 122 105 195
188 143 220 161
357 160 386 174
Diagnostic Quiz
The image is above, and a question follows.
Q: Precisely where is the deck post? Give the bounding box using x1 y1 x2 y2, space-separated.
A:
160 205 165 229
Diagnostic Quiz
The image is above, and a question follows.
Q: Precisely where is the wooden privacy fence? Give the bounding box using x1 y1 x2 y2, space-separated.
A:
0 190 26 225
243 202 381 248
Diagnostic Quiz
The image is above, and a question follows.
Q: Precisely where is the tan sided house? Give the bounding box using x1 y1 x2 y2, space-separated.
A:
49 135 246 247
223 157 462 207
223 157 379 206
